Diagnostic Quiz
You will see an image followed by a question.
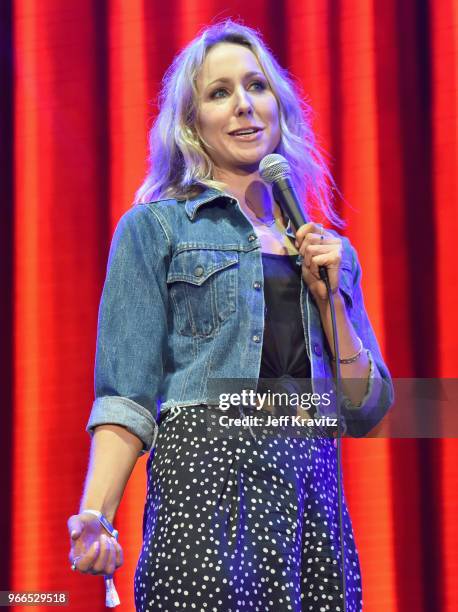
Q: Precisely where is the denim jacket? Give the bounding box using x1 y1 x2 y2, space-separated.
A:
86 188 393 453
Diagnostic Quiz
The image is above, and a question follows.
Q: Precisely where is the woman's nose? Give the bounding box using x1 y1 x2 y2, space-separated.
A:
234 89 253 116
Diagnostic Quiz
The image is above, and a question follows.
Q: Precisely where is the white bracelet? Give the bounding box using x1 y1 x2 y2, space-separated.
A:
81 509 119 540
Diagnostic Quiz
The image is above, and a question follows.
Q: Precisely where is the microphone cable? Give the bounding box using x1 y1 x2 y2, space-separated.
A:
258 153 348 611
318 265 347 612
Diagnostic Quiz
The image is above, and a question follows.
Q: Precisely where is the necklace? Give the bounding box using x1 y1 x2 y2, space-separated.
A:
252 216 276 227
252 220 287 238
244 201 276 227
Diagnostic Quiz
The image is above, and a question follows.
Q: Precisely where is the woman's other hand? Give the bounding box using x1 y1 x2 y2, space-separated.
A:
295 222 343 301
67 513 123 576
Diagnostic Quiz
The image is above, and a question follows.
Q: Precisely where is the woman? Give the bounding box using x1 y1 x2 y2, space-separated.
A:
68 20 393 612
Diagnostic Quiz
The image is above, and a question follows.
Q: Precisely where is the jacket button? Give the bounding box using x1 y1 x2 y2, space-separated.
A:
253 281 262 290
194 265 204 277
252 334 261 343
248 234 256 242
313 343 322 356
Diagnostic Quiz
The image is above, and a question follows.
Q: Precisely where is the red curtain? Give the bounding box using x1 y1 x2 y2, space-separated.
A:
1 1 456 610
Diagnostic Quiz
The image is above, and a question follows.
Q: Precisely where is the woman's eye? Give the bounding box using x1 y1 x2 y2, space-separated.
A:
249 80 267 91
210 88 228 99
209 80 267 100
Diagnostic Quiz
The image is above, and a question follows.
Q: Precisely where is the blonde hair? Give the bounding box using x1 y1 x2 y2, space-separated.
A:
135 19 342 226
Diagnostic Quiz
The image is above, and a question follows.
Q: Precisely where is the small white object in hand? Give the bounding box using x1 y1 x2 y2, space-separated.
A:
105 576 120 607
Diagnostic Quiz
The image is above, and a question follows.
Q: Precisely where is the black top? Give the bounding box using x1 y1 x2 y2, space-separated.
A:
257 253 312 414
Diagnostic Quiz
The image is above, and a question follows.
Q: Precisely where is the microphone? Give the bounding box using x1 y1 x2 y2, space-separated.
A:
259 153 328 282
260 158 348 612
258 153 307 231
259 160 346 609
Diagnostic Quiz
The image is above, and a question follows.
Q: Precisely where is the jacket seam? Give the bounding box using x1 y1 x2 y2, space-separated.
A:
145 204 173 254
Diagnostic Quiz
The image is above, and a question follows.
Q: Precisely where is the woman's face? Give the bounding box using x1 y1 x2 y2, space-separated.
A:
196 42 281 175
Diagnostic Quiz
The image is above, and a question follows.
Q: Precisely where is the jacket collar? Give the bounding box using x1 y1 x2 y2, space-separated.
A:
183 186 296 239
184 188 229 220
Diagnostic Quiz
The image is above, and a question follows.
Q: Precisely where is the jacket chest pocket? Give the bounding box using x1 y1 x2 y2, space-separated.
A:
167 249 238 337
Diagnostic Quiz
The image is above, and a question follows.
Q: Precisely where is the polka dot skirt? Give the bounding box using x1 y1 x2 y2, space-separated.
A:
134 406 362 611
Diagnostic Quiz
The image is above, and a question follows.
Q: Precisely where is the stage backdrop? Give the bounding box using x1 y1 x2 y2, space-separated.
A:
1 1 457 611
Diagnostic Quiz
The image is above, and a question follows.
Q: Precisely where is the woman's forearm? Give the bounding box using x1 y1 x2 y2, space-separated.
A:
317 291 370 405
79 424 143 522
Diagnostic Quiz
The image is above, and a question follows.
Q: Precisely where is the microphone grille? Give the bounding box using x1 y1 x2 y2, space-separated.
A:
259 154 291 184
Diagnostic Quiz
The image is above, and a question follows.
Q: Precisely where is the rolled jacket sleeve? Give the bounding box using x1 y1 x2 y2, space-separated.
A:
86 205 170 454
339 240 394 436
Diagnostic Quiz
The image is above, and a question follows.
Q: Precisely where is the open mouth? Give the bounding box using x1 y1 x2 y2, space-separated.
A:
228 127 264 136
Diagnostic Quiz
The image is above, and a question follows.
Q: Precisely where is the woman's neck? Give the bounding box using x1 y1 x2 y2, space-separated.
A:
214 169 282 225
213 167 297 255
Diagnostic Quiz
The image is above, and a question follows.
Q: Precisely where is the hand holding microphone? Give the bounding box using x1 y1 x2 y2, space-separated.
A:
259 154 343 302
295 222 343 301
